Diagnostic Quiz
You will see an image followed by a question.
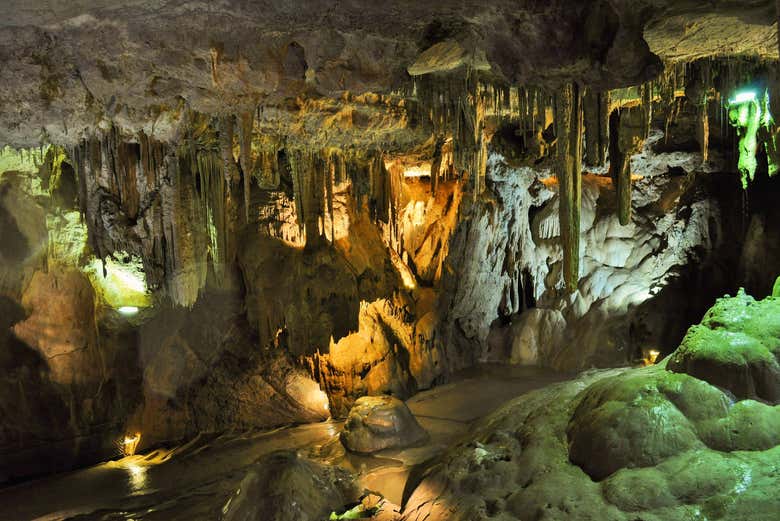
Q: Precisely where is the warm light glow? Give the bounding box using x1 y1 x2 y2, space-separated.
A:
402 165 432 178
389 249 417 289
122 433 141 456
84 253 151 310
642 349 661 366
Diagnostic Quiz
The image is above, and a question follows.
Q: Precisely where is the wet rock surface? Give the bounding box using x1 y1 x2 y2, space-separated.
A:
0 366 567 520
341 395 428 454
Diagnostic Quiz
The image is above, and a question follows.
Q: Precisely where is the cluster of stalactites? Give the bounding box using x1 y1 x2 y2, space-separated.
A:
68 116 238 307
414 73 553 200
178 112 233 286
657 57 780 189
286 147 393 246
607 84 653 226
553 81 653 293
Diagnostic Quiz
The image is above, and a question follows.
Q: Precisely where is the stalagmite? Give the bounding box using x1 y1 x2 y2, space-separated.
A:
555 82 583 293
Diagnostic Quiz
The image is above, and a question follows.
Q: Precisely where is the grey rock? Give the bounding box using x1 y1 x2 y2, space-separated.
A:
341 395 428 454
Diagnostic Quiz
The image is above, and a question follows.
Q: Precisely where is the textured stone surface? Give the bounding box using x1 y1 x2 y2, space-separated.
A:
440 146 721 370
341 395 428 454
221 450 358 521
12 267 102 384
0 1 774 148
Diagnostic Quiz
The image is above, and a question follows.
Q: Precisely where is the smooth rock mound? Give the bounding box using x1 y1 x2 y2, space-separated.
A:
667 288 780 403
341 395 427 454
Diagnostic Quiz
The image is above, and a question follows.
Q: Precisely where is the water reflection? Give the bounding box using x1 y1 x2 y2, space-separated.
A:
125 462 149 493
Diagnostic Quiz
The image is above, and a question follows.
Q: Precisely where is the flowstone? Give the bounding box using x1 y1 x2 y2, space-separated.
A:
401 287 780 521
667 288 780 403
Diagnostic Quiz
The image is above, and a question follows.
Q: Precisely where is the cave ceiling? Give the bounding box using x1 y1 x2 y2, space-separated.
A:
0 0 776 148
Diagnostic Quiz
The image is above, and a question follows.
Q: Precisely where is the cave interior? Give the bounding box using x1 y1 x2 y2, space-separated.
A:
1 1 780 520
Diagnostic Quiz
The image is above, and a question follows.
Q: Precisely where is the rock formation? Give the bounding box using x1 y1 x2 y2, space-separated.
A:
341 395 428 454
401 285 780 521
221 450 359 521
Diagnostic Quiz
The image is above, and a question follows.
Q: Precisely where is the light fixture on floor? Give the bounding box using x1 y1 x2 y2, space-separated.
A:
122 433 141 457
117 306 140 316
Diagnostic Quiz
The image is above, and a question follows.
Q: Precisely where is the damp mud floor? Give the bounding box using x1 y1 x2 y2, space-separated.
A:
0 365 569 521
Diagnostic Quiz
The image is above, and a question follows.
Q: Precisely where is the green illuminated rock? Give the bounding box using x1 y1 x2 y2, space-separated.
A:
729 97 760 188
402 283 780 521
727 90 777 189
667 288 780 403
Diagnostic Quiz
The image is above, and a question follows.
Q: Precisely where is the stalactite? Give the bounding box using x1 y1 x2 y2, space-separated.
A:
239 111 254 223
414 73 518 196
608 109 632 225
288 150 325 245
257 144 281 190
641 82 653 140
288 150 306 236
555 82 582 294
608 106 647 225
584 90 609 167
218 115 239 185
698 99 710 163
325 150 335 241
430 136 445 194
69 113 244 306
306 151 324 245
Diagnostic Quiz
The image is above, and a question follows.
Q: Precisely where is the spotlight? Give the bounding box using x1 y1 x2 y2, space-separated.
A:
117 306 140 316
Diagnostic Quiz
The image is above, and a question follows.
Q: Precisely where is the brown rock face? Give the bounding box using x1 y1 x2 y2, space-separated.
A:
13 267 103 384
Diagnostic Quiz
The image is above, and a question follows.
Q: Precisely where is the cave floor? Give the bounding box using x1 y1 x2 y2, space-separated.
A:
0 365 569 521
